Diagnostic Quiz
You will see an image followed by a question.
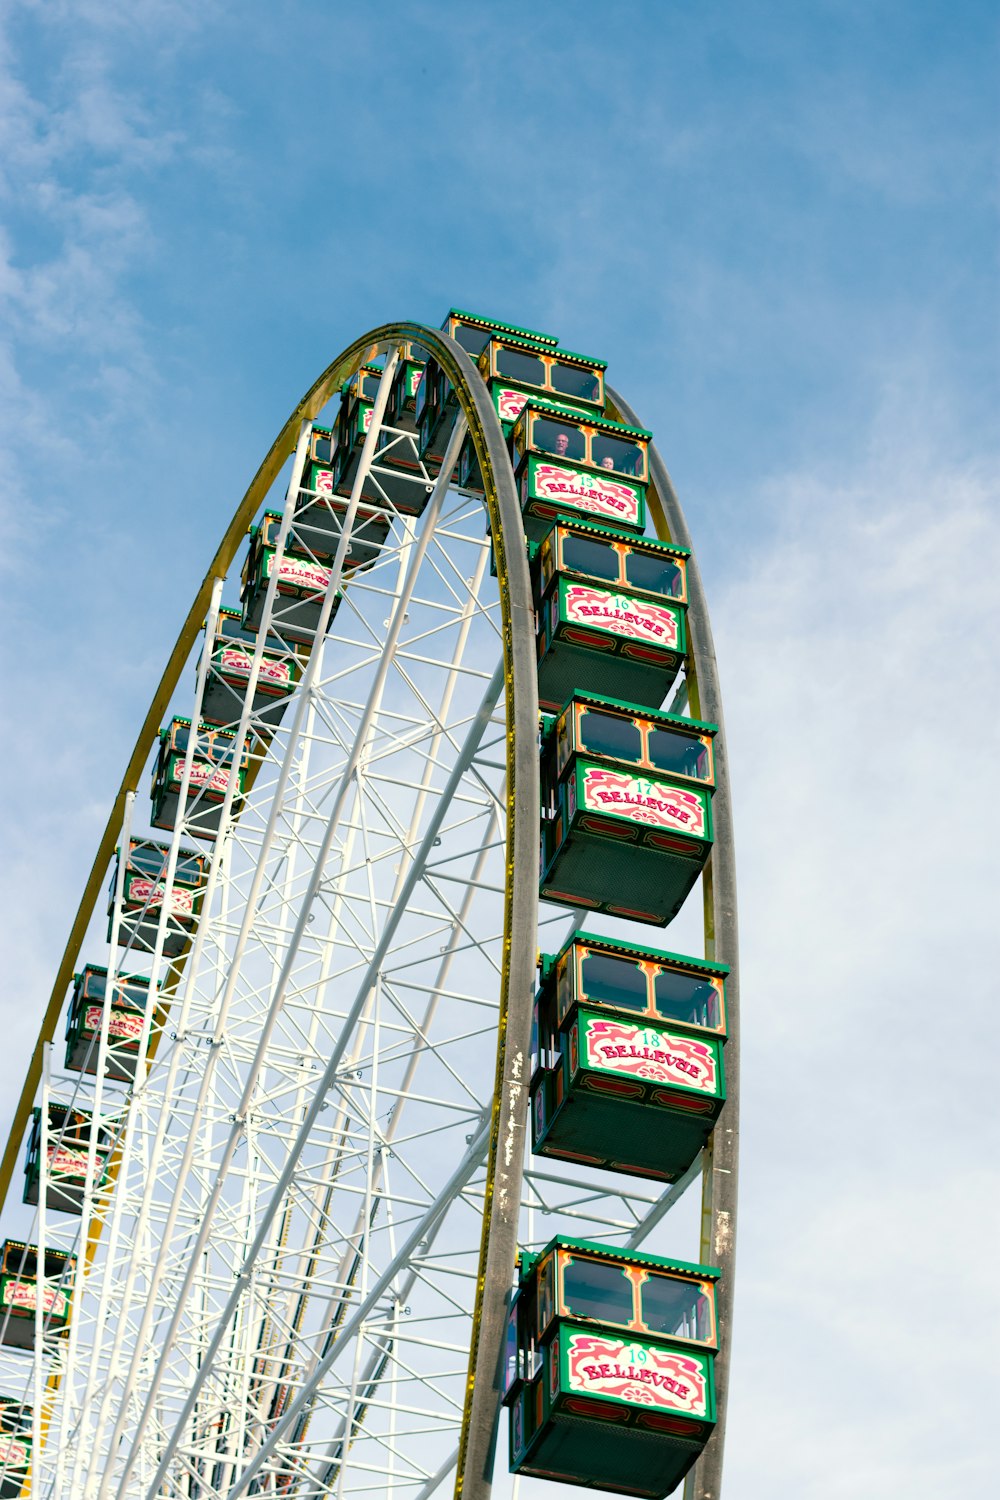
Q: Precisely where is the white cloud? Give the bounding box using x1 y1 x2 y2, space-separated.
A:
0 1 231 549
705 366 1000 1496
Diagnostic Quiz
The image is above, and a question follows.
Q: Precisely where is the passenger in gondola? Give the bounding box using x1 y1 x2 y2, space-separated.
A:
541 423 585 462
593 437 643 477
583 372 602 403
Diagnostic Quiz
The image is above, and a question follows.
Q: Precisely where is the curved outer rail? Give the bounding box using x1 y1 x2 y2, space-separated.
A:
608 386 740 1500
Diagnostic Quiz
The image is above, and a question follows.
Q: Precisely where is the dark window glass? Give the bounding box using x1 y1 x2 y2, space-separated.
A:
551 362 602 402
128 845 169 879
414 365 432 419
560 535 620 582
504 1302 519 1396
360 373 381 400
530 1003 540 1076
641 1276 712 1343
562 1256 634 1325
624 551 683 598
496 347 546 386
538 1257 556 1336
176 853 204 883
0 1402 30 1433
218 619 249 645
579 710 642 763
9 1250 38 1279
454 323 490 356
312 435 334 463
653 971 721 1029
218 619 283 652
647 729 709 780
43 1250 69 1280
532 417 585 462
259 515 281 549
116 980 149 1011
591 434 645 477
83 970 107 1000
580 953 647 1012
171 726 227 764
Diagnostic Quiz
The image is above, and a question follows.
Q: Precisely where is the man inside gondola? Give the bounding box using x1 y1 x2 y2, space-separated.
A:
546 423 585 462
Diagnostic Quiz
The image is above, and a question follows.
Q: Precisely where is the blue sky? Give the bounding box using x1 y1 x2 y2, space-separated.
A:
1 1 998 1495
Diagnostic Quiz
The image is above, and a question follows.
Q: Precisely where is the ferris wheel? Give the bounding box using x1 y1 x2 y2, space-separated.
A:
0 314 739 1500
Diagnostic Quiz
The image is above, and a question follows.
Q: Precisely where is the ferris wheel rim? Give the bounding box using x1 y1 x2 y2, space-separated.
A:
606 383 740 1500
1 335 740 1500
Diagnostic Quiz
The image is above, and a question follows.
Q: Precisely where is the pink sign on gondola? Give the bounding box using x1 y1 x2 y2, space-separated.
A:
219 648 291 687
565 1331 708 1416
582 768 706 836
497 388 531 422
268 555 332 594
83 1006 144 1042
532 464 640 525
127 879 194 917
2 1281 68 1317
180 761 232 795
314 468 335 494
47 1146 92 1176
0 1436 28 1467
583 1017 717 1092
564 585 679 647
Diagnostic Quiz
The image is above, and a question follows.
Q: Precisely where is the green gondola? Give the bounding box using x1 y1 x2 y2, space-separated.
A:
539 693 715 925
0 1398 31 1498
241 509 342 644
64 964 158 1079
509 400 651 540
308 422 336 467
458 336 607 496
335 363 383 462
150 717 249 841
334 364 429 516
503 1235 719 1497
416 356 459 473
418 308 559 475
533 517 690 711
386 340 430 432
297 455 392 570
531 934 727 1180
23 1105 113 1215
480 333 605 430
0 1242 75 1351
442 307 558 358
108 837 208 957
198 607 301 730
